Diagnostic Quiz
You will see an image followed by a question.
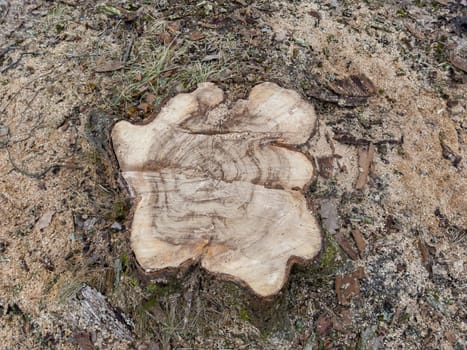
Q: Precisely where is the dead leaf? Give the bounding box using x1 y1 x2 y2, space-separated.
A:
308 74 377 107
317 156 336 178
188 31 204 41
94 61 124 73
166 22 180 33
143 93 156 105
335 267 365 305
137 102 152 114
355 143 375 190
316 314 333 335
336 232 359 260
35 210 55 231
332 307 353 331
351 230 366 257
159 32 172 44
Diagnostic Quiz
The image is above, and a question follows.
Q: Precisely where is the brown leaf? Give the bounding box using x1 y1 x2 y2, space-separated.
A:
137 102 152 114
166 22 180 34
355 143 375 190
332 307 352 331
35 210 55 231
336 232 359 260
188 31 205 41
317 156 336 179
316 314 333 335
144 93 156 105
159 32 172 44
351 230 366 257
94 61 124 73
335 267 365 305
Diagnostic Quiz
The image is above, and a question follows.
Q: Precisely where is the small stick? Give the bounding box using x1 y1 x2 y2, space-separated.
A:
1 51 41 73
6 147 81 179
122 34 136 63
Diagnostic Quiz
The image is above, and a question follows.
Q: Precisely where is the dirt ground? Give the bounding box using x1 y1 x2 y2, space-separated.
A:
0 1 465 349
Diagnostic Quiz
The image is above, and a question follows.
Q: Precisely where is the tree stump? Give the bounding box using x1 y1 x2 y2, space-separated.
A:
112 82 322 297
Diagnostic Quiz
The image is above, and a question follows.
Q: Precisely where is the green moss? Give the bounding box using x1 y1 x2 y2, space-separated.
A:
320 238 339 270
145 281 179 296
142 297 158 310
106 197 129 222
239 306 251 322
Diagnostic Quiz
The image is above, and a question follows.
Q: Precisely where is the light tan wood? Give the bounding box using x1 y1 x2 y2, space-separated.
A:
112 82 322 297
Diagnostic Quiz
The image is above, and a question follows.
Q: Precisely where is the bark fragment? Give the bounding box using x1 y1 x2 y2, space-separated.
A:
355 143 375 190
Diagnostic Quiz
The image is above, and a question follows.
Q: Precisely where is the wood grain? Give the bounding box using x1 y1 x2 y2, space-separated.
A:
112 82 322 296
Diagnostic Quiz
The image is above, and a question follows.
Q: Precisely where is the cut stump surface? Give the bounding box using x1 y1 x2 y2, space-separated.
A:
112 82 322 296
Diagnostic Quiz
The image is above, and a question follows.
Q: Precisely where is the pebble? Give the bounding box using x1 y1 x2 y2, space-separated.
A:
110 222 123 231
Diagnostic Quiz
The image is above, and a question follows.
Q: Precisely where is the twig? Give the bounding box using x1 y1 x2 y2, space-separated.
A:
122 34 136 63
1 51 41 73
0 45 16 59
6 147 81 179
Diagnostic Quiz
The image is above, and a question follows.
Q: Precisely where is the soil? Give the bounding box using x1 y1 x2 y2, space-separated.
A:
0 1 465 349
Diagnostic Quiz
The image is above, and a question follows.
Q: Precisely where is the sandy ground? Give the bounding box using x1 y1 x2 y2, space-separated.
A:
0 1 465 349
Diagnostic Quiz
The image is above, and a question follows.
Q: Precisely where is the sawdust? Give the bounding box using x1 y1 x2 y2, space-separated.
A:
0 0 465 349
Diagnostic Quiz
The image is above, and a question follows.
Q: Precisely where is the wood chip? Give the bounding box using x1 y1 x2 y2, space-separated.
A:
319 202 340 234
355 143 375 190
35 210 55 231
94 61 124 73
351 230 366 257
335 267 365 305
336 232 359 260
449 53 467 73
418 237 433 276
328 74 377 98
